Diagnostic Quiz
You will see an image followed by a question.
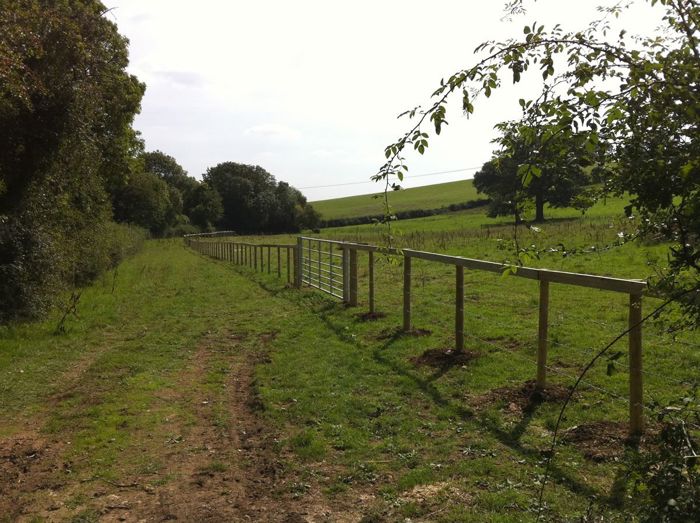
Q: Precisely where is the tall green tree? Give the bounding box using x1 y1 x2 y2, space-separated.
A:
473 122 595 222
204 162 318 233
0 0 145 321
186 183 223 231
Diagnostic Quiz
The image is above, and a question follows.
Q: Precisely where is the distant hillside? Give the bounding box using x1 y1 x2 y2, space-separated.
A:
311 179 480 221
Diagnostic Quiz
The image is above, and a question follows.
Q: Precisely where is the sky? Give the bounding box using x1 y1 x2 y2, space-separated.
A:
107 0 660 201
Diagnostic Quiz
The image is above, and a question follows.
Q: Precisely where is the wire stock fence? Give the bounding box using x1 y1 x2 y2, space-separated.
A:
184 234 693 437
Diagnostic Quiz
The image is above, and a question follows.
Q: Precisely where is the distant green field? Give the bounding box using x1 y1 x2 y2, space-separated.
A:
311 179 480 220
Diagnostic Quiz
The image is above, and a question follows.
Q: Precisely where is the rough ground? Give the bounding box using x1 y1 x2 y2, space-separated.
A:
0 331 358 522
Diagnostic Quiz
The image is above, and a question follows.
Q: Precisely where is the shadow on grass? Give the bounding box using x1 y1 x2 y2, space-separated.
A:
245 264 626 507
371 335 608 502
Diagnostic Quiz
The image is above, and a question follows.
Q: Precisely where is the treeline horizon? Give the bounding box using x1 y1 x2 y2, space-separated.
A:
0 1 317 323
121 151 321 238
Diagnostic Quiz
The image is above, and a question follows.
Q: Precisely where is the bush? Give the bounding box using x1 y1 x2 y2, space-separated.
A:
0 216 60 323
628 394 700 522
0 216 145 324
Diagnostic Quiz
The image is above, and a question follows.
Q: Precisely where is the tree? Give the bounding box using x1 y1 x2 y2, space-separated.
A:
0 0 145 321
112 170 174 236
375 0 699 321
142 150 198 200
186 183 223 231
473 122 595 222
203 162 318 233
376 1 699 516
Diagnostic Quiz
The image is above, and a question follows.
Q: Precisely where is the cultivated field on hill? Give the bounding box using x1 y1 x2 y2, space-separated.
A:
311 179 480 220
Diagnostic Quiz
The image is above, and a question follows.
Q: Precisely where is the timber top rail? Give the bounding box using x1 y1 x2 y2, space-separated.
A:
299 237 647 295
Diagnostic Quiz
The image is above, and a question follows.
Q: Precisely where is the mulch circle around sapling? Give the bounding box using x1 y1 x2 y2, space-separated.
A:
411 348 480 368
562 420 648 462
471 380 572 415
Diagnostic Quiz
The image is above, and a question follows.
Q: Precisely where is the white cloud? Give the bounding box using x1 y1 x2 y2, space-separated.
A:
244 124 302 143
155 70 204 88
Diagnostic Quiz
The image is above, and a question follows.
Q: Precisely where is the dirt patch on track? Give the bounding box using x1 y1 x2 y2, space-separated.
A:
0 435 67 520
3 332 360 522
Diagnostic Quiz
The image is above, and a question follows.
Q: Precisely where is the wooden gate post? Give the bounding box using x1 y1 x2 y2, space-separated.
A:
329 243 334 295
629 293 644 436
368 251 375 314
455 265 464 353
287 247 291 283
403 255 412 332
349 248 358 306
294 237 302 288
342 246 350 303
536 279 550 390
317 240 322 289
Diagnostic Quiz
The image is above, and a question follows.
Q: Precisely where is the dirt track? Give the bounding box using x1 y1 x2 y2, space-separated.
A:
0 333 357 522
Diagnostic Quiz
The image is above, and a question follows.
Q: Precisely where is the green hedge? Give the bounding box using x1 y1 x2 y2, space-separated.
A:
0 217 145 324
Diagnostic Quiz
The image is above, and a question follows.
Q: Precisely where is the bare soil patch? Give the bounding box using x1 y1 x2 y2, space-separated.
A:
562 421 645 462
2 332 361 522
411 348 481 368
472 380 572 415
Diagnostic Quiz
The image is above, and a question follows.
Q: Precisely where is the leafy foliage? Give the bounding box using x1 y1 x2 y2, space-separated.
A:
204 162 320 233
628 393 700 522
473 122 596 222
0 0 146 322
375 0 700 322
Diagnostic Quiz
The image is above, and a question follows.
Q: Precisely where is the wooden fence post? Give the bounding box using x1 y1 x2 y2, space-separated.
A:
455 265 464 353
277 247 281 278
317 240 322 289
287 247 291 283
368 251 375 314
329 243 334 295
349 248 358 306
629 293 644 436
403 255 412 332
267 246 271 274
306 239 312 283
295 237 302 288
536 279 550 390
342 246 350 303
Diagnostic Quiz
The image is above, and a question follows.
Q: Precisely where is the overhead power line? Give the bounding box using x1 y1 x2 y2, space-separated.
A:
297 166 481 190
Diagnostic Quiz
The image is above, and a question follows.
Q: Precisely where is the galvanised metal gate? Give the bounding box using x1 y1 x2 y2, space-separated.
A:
298 237 345 300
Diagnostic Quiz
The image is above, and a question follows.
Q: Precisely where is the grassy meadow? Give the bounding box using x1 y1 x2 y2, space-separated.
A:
311 179 480 220
1 191 698 521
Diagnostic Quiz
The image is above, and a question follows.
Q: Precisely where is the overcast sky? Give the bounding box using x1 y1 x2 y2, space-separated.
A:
108 0 660 201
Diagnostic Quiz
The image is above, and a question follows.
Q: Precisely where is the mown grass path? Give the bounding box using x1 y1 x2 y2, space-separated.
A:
0 240 360 522
2 239 694 522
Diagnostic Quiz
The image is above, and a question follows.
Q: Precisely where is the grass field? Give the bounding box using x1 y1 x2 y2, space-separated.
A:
311 179 480 220
2 199 698 521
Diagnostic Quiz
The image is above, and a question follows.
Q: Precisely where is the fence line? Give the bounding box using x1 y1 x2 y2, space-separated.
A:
186 234 650 437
